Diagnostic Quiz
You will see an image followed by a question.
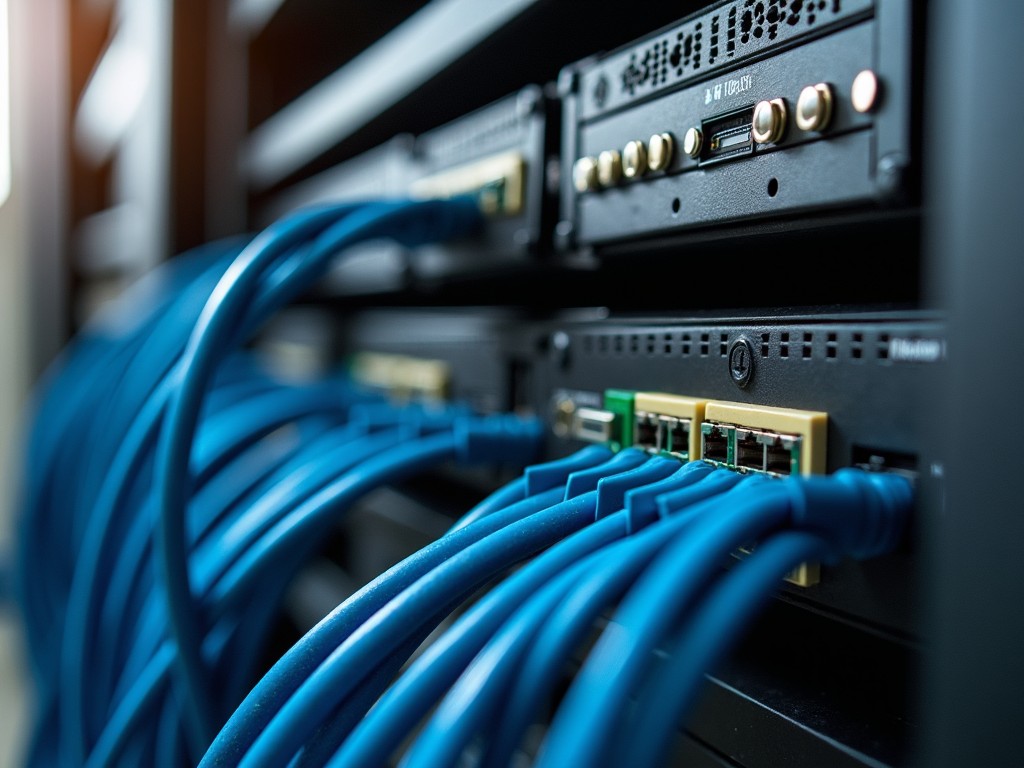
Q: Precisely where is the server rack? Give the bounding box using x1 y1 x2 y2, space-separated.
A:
41 0 1024 765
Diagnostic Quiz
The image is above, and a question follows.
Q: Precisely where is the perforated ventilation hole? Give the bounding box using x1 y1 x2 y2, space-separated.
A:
878 333 890 360
681 334 692 356
646 334 657 354
802 333 813 358
779 331 790 358
826 332 838 360
630 335 640 354
720 333 729 356
700 333 710 357
664 333 673 355
761 332 770 357
614 0 844 101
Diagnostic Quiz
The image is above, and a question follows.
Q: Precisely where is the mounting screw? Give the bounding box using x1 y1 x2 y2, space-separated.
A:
728 337 755 388
552 331 572 369
876 152 909 201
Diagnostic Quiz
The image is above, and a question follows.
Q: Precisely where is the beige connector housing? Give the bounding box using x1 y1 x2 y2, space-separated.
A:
703 400 827 476
633 392 707 460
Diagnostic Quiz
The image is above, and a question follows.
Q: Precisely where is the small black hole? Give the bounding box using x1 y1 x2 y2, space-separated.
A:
767 178 779 197
671 198 681 214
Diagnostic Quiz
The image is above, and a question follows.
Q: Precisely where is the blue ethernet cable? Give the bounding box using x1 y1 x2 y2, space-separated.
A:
60 374 364 762
199 444 612 767
234 454 673 768
18 241 272 764
23 198 476 762
448 445 626 538
105 420 462 699
156 199 482 754
329 459 711 767
232 494 602 767
87 395 363 732
42 208 362 763
537 470 913 768
87 415 543 768
624 531 833 768
397 467 743 768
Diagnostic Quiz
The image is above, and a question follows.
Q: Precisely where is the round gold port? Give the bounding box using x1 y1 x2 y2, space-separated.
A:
597 149 623 187
622 140 648 179
682 127 703 159
647 132 674 171
572 156 599 193
796 83 834 132
751 98 788 144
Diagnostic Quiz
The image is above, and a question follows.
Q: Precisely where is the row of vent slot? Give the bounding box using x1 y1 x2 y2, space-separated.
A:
617 0 845 98
578 331 900 361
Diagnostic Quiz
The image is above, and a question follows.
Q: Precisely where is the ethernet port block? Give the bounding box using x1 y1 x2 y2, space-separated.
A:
703 401 827 476
633 392 706 461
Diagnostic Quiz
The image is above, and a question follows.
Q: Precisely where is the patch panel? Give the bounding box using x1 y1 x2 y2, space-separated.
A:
558 0 916 251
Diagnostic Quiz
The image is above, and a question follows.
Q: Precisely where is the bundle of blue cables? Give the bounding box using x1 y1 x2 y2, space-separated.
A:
16 193 914 767
198 448 910 768
16 196 548 766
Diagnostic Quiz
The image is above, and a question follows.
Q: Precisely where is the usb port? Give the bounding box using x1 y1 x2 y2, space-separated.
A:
701 106 755 165
573 408 616 444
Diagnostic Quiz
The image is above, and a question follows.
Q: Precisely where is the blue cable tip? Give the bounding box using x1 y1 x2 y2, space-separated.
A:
623 461 714 533
524 444 615 497
786 468 913 560
655 467 749 520
391 197 484 248
594 456 680 520
408 407 463 437
347 403 406 433
563 448 647 500
454 414 544 465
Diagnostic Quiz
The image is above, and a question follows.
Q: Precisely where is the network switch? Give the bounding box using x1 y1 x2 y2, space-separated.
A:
558 0 916 251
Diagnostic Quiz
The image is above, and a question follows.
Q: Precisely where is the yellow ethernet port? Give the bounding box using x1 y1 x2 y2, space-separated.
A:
701 401 827 476
351 352 450 402
410 151 525 216
633 393 707 461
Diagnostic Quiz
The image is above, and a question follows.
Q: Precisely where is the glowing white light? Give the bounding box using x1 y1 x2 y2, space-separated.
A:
0 0 11 206
74 26 150 164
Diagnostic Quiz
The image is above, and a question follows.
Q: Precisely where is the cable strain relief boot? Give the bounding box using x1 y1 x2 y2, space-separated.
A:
786 468 913 559
455 414 544 465
524 444 615 497
392 197 484 248
563 448 647 500
595 456 680 520
624 461 715 534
